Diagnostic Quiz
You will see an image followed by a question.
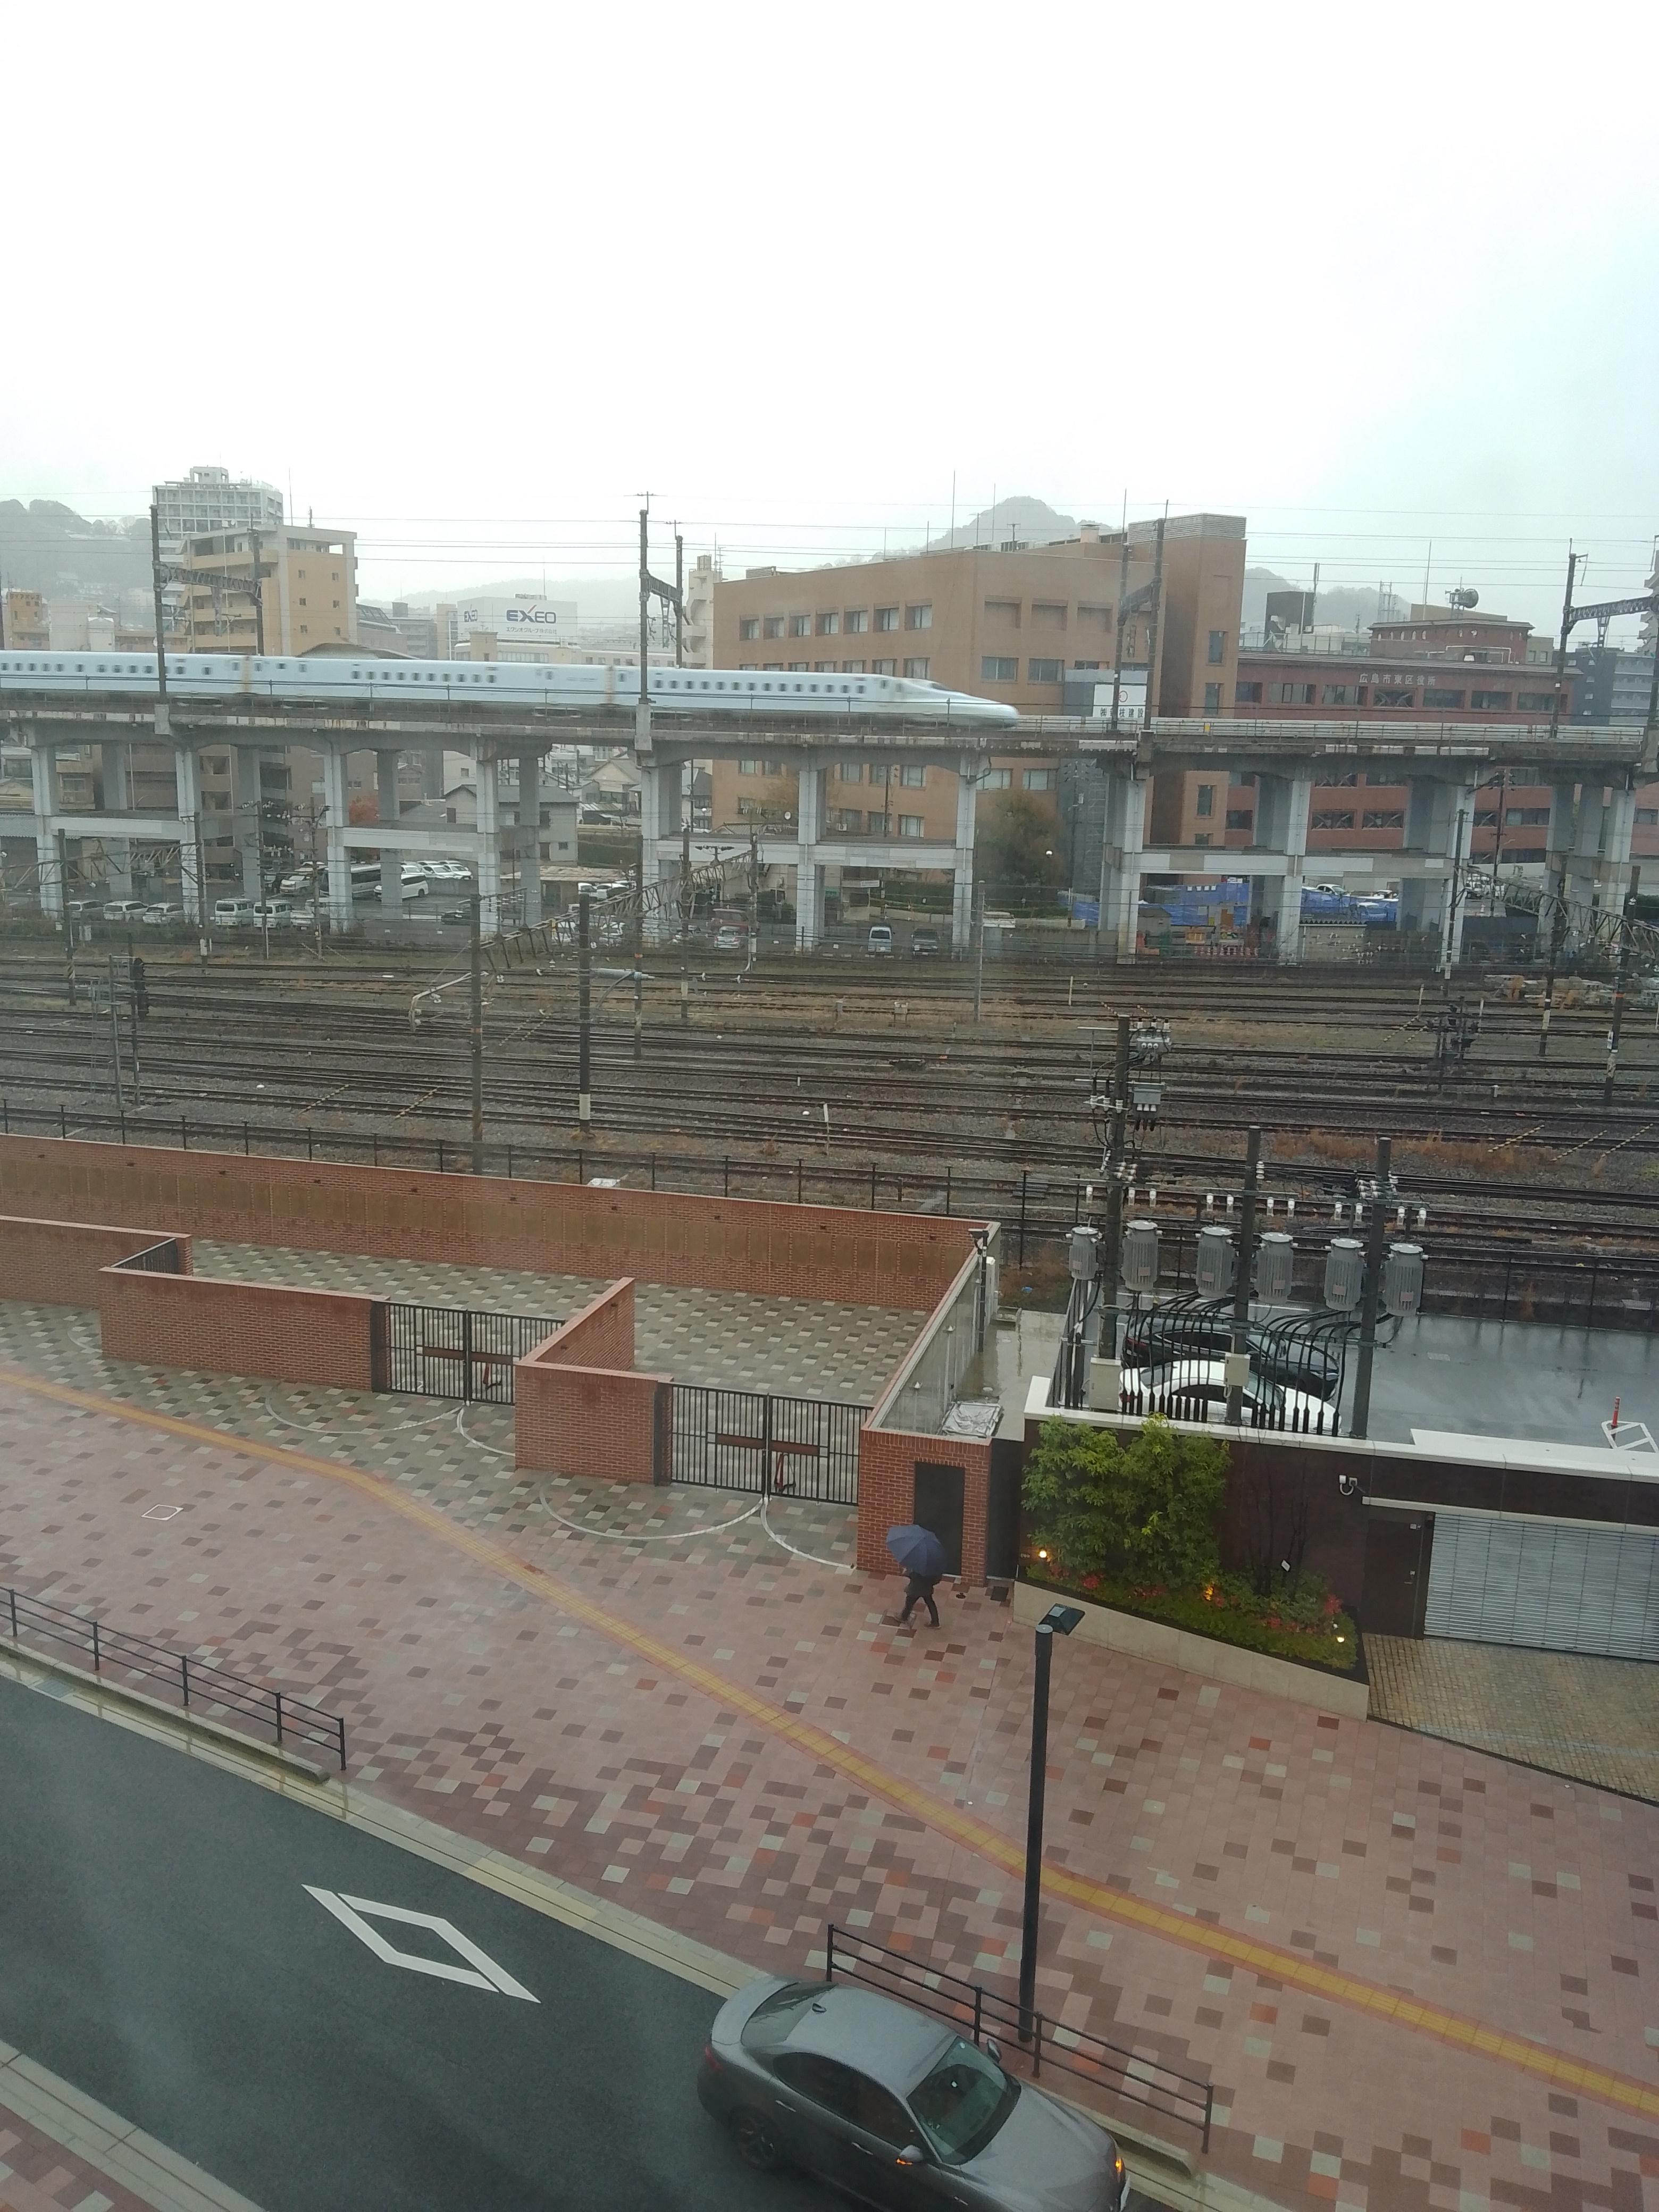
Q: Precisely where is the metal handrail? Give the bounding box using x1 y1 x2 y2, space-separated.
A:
824 1923 1213 2151
2 1583 347 1769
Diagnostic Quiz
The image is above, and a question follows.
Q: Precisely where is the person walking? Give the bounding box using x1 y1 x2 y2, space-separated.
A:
898 1570 941 1629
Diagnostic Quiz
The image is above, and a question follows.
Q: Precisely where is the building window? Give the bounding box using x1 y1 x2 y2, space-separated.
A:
1195 784 1215 817
838 761 863 782
1031 601 1067 631
789 661 808 671
1636 808 1659 826
738 758 759 775
898 814 925 837
789 613 810 637
828 807 864 832
985 599 1021 629
1321 684 1360 707
1312 810 1355 831
739 661 758 671
905 604 932 631
814 660 835 673
875 607 899 632
1470 690 1513 710
1203 683 1222 712
1226 808 1253 832
845 610 868 633
841 660 866 674
1423 688 1464 709
1271 682 1317 706
1474 809 1498 827
815 613 840 636
1193 832 1212 848
739 617 759 640
763 615 784 639
1505 806 1551 826
1362 809 1405 830
1372 688 1415 707
1516 691 1556 711
981 768 1011 790
982 656 1018 682
1073 659 1101 671
1027 658 1062 684
902 657 930 679
1235 681 1263 705
872 658 896 675
900 764 926 788
1023 767 1054 791
764 758 783 774
1207 630 1226 665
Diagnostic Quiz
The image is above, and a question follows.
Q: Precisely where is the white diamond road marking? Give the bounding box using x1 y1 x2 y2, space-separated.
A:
304 1887 538 2001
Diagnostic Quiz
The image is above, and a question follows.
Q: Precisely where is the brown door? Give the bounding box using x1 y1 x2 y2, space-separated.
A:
1360 1511 1434 1637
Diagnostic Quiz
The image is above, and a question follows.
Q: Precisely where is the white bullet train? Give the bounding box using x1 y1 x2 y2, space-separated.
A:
0 651 1019 725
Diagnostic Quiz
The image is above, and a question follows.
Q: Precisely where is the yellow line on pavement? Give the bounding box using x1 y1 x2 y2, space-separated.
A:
7 1364 1658 2124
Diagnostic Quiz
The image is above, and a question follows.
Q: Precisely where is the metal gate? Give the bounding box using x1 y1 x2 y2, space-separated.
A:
670 1386 866 1504
1425 1513 1659 1661
381 1302 561 1404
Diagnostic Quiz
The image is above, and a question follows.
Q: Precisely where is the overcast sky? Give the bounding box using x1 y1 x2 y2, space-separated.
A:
6 1 1657 636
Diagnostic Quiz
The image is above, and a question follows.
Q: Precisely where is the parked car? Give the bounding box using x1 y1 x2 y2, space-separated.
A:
250 900 296 929
698 1977 1129 2211
65 899 101 921
867 924 894 955
910 927 940 956
141 903 184 927
439 906 470 925
102 899 148 923
1124 1358 1333 1432
714 924 743 951
211 898 256 928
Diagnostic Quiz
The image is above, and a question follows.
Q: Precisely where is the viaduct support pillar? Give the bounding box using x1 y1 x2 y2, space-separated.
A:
31 739 60 919
474 749 501 935
376 752 403 914
1098 769 1147 961
639 758 680 943
951 757 978 953
321 745 353 933
237 747 265 902
516 748 543 928
174 743 204 924
1250 772 1311 961
102 742 135 901
795 756 823 952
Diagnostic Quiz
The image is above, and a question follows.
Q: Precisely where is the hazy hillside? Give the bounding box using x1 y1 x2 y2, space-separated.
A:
0 499 149 596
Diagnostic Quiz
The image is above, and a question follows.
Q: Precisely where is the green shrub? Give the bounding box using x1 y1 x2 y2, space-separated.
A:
1026 1564 1359 1673
1022 1414 1225 1589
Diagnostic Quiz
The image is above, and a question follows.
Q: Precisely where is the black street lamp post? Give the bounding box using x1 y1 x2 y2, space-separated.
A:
1018 1603 1083 2040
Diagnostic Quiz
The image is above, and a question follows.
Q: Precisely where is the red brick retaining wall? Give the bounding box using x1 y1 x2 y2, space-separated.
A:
97 1267 379 1393
856 1426 993 1587
0 1137 978 1311
0 1215 192 1306
525 1279 636 1371
514 1278 668 1485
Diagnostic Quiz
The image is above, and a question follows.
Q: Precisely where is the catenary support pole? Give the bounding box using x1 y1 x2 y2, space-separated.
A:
468 892 484 1174
1350 1133 1391 1440
1606 872 1637 1105
633 823 644 1062
1226 1125 1262 1426
680 817 691 1026
1018 1622 1054 2042
106 955 124 1111
578 885 592 1126
1100 1014 1133 1362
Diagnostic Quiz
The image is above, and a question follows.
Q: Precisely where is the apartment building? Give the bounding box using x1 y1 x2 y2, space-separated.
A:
152 465 283 558
1 589 49 648
172 525 358 654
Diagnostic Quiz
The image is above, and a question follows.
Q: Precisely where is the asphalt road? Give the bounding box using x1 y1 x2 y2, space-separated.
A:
0 1675 846 2211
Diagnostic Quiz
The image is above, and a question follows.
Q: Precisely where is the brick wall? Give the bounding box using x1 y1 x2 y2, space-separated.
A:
514 1277 669 1485
97 1267 378 1392
856 1423 993 1586
522 1279 635 1372
0 1216 193 1307
0 1137 982 1311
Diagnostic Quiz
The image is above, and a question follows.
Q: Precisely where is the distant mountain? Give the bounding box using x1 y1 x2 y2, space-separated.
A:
0 499 149 596
933 495 1082 552
1244 564 1406 638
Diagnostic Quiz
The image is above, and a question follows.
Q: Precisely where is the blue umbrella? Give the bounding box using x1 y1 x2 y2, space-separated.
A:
886 1524 948 1578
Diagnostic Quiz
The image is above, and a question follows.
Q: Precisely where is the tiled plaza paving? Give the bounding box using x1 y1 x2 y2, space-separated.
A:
2 1308 1658 2209
192 1241 921 1404
0 2098 144 2212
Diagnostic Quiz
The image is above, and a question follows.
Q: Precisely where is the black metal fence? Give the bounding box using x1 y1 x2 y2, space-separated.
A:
824 1924 1213 2151
671 1385 866 1503
2 1583 348 1769
111 1237 186 1274
380 1302 560 1404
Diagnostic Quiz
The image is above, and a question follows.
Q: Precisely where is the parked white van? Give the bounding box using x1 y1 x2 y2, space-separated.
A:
212 898 256 928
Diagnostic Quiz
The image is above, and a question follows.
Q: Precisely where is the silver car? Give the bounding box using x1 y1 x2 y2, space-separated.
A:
697 1977 1129 2210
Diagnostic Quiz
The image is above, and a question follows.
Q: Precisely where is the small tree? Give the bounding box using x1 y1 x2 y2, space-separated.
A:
975 792 1064 915
1023 1415 1225 1589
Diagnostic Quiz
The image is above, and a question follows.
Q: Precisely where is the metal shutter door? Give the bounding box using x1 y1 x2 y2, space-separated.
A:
1425 1515 1659 1661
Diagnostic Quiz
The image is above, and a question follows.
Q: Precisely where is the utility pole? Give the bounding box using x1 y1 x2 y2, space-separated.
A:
149 504 170 711
127 958 143 1105
56 828 76 1006
1108 531 1131 732
674 529 684 666
106 953 124 1111
468 892 484 1174
1440 805 1465 991
250 530 265 655
1606 870 1638 1105
1099 1015 1133 1368
1142 514 1167 723
577 886 593 1127
745 826 760 975
638 504 651 711
973 882 986 1024
1539 857 1568 1060
1225 1125 1262 1426
1349 1134 1391 1440
633 822 644 1062
1548 549 1578 747
680 817 691 1026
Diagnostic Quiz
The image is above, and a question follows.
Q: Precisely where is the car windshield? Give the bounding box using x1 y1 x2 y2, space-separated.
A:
908 2038 1019 2161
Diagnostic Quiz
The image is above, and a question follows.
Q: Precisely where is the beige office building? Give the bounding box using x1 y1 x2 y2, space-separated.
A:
171 526 358 655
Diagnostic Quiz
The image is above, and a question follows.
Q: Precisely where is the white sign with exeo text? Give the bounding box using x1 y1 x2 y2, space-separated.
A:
452 595 577 641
